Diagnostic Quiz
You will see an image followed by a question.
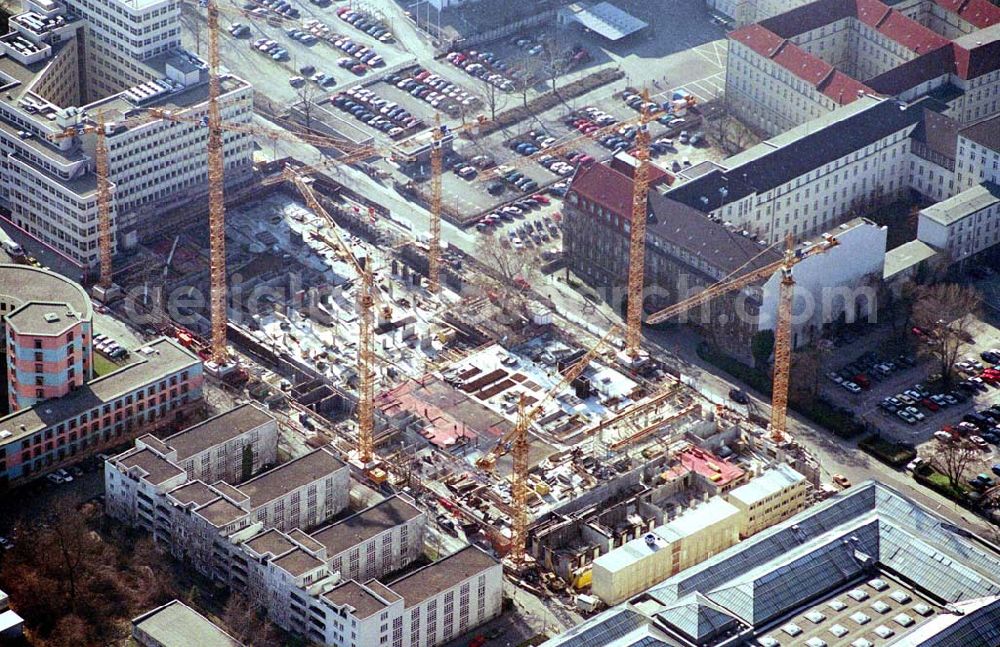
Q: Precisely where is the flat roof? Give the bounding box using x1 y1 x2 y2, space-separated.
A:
236 447 344 509
0 337 201 445
132 600 242 647
677 447 745 487
388 545 498 608
727 464 806 507
310 495 422 557
561 1 648 41
920 181 1000 225
883 240 938 279
323 581 389 618
117 448 185 486
273 547 325 578
0 264 92 320
5 301 86 336
244 528 296 557
195 497 247 528
164 403 274 460
167 480 219 507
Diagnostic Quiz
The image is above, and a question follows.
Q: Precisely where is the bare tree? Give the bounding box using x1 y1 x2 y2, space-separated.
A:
296 82 323 134
222 592 284 647
481 76 507 122
931 437 981 489
912 283 981 385
705 105 757 155
472 234 539 314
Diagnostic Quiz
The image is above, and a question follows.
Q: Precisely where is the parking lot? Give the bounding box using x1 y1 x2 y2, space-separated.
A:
820 321 1000 481
185 0 415 108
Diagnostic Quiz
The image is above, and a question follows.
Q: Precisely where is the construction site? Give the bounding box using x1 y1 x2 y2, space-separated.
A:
0 0 828 630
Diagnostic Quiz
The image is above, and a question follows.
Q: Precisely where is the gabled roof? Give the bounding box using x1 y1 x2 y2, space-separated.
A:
934 0 1000 28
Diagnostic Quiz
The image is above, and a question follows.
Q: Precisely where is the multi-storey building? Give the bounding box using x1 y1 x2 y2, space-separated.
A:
62 0 182 100
312 496 426 583
954 112 1000 191
106 420 499 647
159 403 278 485
0 0 253 270
710 0 1000 33
564 112 894 352
0 336 202 488
725 0 1000 137
1 263 93 411
725 463 808 537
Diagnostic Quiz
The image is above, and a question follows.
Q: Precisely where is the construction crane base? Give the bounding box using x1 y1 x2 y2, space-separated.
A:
90 283 122 304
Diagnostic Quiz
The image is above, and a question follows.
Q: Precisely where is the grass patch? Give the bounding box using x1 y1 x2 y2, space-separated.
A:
92 353 119 377
697 343 864 438
914 464 969 502
859 435 916 467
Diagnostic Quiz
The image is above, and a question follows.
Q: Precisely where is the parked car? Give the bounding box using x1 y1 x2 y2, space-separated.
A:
729 389 749 404
832 474 851 489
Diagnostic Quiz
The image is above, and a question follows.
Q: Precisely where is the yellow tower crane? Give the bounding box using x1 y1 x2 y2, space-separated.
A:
625 90 653 360
646 236 839 442
475 326 620 567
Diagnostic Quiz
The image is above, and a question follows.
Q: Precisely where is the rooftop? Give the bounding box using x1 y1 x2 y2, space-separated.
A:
132 600 242 647
920 181 1000 225
166 480 219 507
236 447 344 509
960 113 1000 152
273 548 325 578
243 528 296 558
676 447 745 488
195 497 247 529
0 337 201 446
559 1 648 41
311 495 422 557
389 545 499 607
546 481 1000 646
5 301 86 336
116 448 184 486
727 464 806 506
323 581 390 618
163 403 274 461
0 263 92 321
883 239 939 279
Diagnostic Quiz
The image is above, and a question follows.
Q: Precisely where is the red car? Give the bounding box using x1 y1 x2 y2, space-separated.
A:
531 194 550 204
921 398 940 411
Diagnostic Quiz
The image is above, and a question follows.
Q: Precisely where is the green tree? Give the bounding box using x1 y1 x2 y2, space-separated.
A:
750 329 775 370
241 444 254 482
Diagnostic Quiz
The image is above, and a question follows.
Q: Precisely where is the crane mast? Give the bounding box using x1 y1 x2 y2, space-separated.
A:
357 259 376 465
206 0 228 366
428 117 444 294
625 90 652 359
94 112 113 290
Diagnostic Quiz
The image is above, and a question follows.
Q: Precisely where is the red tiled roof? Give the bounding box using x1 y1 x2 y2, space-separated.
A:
568 160 670 222
731 23 875 104
934 0 1000 29
856 0 951 53
818 70 872 104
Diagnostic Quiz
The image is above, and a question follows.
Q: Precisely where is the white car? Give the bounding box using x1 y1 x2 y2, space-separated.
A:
842 381 861 394
905 457 925 471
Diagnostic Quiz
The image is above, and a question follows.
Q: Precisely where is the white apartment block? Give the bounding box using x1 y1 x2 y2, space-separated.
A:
955 113 1000 191
724 0 1000 137
158 403 277 484
725 464 808 538
918 182 1000 262
666 95 947 245
104 411 501 647
312 496 427 583
0 0 253 270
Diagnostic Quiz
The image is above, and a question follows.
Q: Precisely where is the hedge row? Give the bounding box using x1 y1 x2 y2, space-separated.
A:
696 343 864 439
858 435 917 467
913 464 969 503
